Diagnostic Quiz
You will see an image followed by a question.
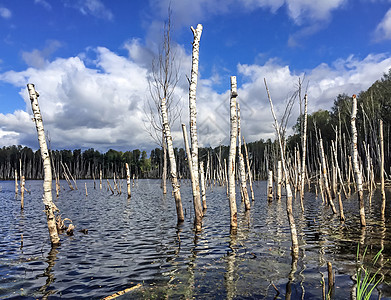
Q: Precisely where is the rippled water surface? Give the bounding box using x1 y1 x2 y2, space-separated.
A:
1 179 391 299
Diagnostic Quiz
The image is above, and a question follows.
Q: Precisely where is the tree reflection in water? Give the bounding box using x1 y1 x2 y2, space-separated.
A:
38 245 59 299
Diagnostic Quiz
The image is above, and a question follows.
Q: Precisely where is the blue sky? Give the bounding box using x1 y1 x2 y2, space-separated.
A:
1 0 391 152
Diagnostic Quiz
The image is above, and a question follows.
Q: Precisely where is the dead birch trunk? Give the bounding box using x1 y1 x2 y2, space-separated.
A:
300 94 308 202
188 24 203 216
264 78 299 256
64 163 77 190
237 103 250 210
99 169 102 190
228 76 238 230
27 83 60 245
107 179 114 194
267 170 273 201
199 161 207 210
15 169 19 196
277 160 282 200
331 140 348 199
182 123 202 230
351 95 366 227
20 176 25 209
243 137 255 201
319 138 337 214
162 98 184 223
224 158 229 196
126 163 131 199
162 133 167 194
380 119 386 215
338 192 345 222
85 182 88 197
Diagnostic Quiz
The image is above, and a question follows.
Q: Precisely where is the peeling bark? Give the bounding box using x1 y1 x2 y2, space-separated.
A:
228 76 238 230
351 95 366 227
27 83 60 246
162 98 184 223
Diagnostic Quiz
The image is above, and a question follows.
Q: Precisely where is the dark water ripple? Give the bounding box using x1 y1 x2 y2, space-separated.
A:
1 179 391 299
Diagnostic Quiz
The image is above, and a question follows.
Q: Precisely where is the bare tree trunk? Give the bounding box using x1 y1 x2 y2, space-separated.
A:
300 94 308 203
162 133 167 194
27 83 60 246
182 123 202 230
99 169 102 190
319 138 337 214
351 94 366 227
107 179 114 194
188 24 203 216
20 176 25 209
243 137 255 201
162 98 184 223
338 192 345 222
277 160 282 200
267 170 273 201
15 169 18 196
264 78 298 256
126 163 131 199
200 161 207 210
380 119 386 215
237 103 250 210
228 76 238 231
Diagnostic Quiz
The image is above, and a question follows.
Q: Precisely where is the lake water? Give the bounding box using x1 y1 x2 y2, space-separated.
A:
1 179 391 299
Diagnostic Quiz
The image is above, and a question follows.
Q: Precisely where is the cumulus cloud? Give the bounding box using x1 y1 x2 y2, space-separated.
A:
374 8 391 41
21 40 63 69
149 0 345 27
0 7 11 19
1 39 390 152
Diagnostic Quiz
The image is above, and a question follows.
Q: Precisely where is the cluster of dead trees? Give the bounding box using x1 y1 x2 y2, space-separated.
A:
16 17 391 248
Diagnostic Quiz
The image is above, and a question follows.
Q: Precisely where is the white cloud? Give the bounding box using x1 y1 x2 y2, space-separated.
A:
375 8 391 41
64 0 113 20
285 0 346 24
78 0 113 20
21 40 62 69
1 38 390 152
0 7 11 19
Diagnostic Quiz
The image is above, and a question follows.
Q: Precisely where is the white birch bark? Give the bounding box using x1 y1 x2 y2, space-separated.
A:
126 162 131 199
99 169 102 190
189 24 203 213
162 133 167 194
267 170 273 201
200 161 207 210
27 83 60 245
15 169 18 196
21 176 25 209
237 103 250 210
243 137 255 201
351 94 366 227
380 119 386 215
182 123 202 230
300 94 308 203
319 138 337 214
161 98 184 223
264 78 298 255
228 76 238 230
277 160 282 200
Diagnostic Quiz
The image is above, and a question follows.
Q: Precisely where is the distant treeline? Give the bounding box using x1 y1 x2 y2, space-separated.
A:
1 70 390 181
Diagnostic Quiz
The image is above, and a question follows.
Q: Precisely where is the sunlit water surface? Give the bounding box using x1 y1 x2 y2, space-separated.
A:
1 179 391 299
